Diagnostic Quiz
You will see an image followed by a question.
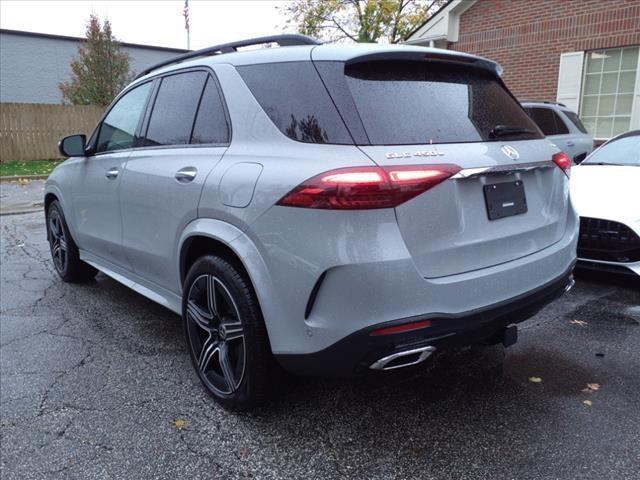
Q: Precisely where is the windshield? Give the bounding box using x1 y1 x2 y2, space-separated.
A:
344 61 543 145
582 134 640 166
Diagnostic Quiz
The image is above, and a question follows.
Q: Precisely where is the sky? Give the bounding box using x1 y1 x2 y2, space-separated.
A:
0 0 292 50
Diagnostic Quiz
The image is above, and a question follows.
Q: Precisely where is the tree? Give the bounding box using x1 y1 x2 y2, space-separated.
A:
59 15 133 106
283 0 445 44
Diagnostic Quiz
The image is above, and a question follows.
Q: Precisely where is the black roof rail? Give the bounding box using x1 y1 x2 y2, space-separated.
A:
519 99 567 108
135 34 320 79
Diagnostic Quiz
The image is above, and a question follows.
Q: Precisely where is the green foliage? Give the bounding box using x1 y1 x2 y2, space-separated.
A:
283 0 445 44
0 159 62 177
59 15 133 107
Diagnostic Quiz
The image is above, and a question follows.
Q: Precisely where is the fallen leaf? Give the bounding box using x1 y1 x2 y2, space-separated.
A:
173 418 188 430
528 376 542 383
239 447 249 458
582 383 600 393
570 319 588 326
583 400 592 406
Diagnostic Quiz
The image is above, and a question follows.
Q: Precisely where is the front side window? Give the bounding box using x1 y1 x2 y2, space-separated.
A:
525 107 569 136
145 71 208 146
580 47 639 139
96 82 152 153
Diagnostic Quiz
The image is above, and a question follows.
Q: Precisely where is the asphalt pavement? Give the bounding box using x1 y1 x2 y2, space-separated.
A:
1 182 639 479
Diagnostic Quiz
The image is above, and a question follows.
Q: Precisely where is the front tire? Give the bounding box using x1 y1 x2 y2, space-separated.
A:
47 200 97 282
182 255 278 411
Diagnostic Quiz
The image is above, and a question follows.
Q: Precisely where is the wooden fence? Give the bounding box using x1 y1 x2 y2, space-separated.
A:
0 103 104 162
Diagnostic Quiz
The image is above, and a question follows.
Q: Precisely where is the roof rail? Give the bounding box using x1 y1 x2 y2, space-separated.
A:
135 34 320 79
519 99 567 108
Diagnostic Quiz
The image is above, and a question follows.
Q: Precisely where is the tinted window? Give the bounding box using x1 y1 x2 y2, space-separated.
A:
191 76 229 144
526 107 569 136
96 82 152 153
563 110 588 134
344 61 542 145
238 62 352 144
582 134 640 166
145 72 207 146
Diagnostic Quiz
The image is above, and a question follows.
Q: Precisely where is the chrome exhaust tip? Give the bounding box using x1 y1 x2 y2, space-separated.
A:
564 276 575 293
369 345 436 371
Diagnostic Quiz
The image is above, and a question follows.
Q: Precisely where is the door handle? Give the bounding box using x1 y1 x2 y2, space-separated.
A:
175 166 197 183
105 167 119 179
566 141 575 147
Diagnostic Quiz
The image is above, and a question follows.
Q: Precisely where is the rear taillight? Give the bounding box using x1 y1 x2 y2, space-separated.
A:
277 164 461 210
552 152 571 177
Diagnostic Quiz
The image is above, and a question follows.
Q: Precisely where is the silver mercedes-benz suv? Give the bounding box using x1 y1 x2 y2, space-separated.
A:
46 35 577 410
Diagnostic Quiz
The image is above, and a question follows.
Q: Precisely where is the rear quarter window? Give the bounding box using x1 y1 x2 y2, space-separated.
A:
237 62 353 144
525 107 569 136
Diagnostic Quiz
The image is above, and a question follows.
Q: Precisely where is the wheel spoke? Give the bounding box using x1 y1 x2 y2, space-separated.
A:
187 300 213 332
207 275 219 317
221 320 244 342
197 336 217 374
217 342 236 391
58 236 68 252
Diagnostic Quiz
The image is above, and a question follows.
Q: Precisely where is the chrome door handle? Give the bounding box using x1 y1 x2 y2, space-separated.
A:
175 166 197 183
566 141 575 147
105 167 119 179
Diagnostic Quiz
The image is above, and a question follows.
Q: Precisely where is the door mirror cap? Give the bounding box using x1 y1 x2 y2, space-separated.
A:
58 134 86 157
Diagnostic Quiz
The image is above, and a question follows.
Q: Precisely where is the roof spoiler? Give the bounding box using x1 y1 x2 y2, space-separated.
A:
345 50 503 77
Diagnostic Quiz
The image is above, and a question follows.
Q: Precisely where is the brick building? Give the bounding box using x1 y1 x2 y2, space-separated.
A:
407 0 640 140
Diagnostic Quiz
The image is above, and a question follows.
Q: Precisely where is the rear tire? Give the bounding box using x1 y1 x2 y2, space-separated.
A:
182 255 279 411
47 200 97 283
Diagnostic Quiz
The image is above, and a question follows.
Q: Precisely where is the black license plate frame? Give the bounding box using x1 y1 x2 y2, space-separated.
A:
483 180 528 220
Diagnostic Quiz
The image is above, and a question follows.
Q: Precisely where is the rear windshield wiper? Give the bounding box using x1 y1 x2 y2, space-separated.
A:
489 124 537 138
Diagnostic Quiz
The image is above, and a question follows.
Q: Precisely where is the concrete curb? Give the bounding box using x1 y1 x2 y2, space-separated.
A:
0 174 49 183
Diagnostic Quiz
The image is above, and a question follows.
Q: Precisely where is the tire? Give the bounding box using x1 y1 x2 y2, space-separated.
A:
182 255 279 411
47 200 97 283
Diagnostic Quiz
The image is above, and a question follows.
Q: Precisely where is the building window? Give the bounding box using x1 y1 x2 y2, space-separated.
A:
580 47 639 139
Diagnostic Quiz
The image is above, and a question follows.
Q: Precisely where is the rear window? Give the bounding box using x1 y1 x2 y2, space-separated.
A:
237 62 352 144
562 110 588 134
524 107 569 136
344 61 542 145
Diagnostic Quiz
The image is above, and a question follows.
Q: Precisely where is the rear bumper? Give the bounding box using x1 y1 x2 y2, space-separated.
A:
576 258 640 277
276 264 575 377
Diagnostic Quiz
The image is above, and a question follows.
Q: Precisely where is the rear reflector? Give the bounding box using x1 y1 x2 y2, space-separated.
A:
552 152 571 176
277 164 461 209
370 320 432 336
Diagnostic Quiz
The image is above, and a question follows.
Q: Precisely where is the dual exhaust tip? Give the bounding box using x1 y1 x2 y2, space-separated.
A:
369 345 436 371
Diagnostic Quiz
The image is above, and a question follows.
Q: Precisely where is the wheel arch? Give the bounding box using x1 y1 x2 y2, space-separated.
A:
178 219 282 349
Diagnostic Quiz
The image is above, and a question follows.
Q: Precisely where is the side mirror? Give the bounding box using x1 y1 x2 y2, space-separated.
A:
58 134 87 157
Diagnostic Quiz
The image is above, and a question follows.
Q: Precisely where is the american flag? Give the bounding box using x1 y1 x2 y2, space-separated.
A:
183 0 189 32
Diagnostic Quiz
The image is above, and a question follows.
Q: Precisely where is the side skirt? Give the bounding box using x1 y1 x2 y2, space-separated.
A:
79 250 182 314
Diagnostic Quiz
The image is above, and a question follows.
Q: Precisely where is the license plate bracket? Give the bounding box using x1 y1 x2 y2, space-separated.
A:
483 180 527 220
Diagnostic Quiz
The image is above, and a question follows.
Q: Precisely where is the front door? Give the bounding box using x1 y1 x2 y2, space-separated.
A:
119 71 230 293
71 81 154 268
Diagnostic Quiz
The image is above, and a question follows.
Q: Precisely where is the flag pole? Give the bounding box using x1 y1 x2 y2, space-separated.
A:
183 0 190 50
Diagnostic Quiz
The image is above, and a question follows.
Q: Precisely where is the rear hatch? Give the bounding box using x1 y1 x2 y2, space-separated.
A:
315 54 569 278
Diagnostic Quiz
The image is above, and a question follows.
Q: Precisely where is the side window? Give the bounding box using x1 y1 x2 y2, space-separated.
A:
527 107 566 136
191 75 230 144
562 110 588 134
96 82 152 153
237 62 353 144
144 71 207 146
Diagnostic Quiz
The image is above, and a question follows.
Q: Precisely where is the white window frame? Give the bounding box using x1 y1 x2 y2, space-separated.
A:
578 46 640 140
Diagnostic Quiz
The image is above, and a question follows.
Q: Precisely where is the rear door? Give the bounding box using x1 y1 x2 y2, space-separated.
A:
120 70 230 293
317 59 569 278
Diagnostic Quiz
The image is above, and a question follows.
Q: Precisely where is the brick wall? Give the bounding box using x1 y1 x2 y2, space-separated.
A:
449 0 640 101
